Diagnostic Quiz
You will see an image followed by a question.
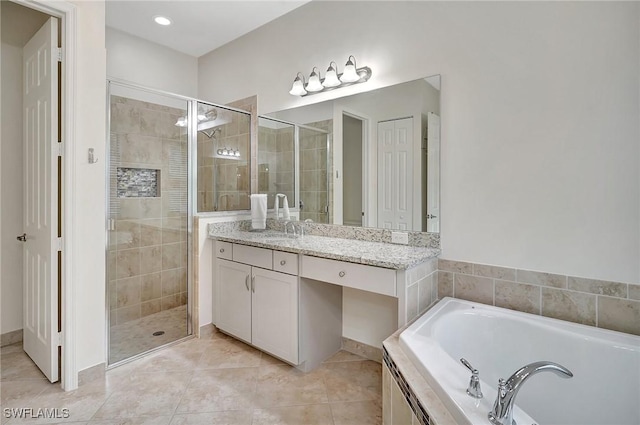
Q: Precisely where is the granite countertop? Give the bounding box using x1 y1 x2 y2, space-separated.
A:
208 229 440 270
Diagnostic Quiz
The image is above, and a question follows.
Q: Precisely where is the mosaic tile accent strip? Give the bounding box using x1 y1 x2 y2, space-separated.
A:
117 167 160 198
383 346 431 425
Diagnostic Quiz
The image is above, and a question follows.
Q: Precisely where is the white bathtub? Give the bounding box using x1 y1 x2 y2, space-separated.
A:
399 297 640 425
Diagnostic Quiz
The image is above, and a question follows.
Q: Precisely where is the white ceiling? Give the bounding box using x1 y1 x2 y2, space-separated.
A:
106 1 309 58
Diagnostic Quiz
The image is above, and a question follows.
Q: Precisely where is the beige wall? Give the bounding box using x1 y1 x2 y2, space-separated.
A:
198 1 640 285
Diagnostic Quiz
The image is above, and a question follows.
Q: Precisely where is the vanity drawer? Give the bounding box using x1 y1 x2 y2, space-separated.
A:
215 241 233 260
233 244 273 270
273 251 298 276
300 255 396 296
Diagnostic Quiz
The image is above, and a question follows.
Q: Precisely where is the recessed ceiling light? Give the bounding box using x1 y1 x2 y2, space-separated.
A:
153 16 172 26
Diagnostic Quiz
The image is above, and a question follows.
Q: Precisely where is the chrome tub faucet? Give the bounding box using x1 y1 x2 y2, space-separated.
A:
488 361 573 425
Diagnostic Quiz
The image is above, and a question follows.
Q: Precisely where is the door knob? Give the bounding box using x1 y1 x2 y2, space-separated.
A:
16 233 27 242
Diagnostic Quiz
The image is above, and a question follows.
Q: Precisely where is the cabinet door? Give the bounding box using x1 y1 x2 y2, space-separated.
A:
251 268 299 364
216 259 252 343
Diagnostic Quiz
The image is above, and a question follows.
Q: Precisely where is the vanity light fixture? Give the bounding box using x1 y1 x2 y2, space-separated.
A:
289 55 372 97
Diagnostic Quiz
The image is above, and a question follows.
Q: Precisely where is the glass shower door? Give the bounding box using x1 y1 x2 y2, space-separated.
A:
107 82 192 365
299 126 329 223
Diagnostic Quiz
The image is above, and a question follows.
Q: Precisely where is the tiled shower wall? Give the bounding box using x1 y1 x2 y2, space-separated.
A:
257 125 294 208
437 259 640 336
300 119 332 223
108 95 188 326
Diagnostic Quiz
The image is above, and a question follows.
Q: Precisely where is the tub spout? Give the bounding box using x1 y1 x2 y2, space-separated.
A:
488 361 573 425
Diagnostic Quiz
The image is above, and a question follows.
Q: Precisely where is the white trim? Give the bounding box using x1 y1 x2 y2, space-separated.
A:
14 0 78 391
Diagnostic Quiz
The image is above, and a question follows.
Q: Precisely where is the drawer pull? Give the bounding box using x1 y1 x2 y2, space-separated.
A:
280 260 286 266
339 271 346 277
219 248 225 253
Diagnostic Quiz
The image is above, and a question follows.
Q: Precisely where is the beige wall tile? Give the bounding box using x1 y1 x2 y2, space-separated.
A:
437 271 454 299
141 273 162 301
390 378 413 425
629 284 640 301
161 294 181 311
407 284 418 321
141 299 161 317
116 305 140 325
162 269 183 297
495 280 540 315
382 365 391 425
517 269 567 288
597 297 640 336
473 264 515 281
116 248 140 279
455 274 494 305
162 243 183 270
438 259 472 274
568 276 627 298
140 219 162 247
140 246 162 275
541 288 596 326
418 275 434 314
116 276 141 308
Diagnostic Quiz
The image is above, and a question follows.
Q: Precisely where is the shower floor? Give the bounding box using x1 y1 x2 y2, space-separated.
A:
109 304 188 364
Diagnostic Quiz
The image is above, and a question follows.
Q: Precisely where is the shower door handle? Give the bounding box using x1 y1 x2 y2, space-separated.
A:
251 276 256 293
245 274 250 291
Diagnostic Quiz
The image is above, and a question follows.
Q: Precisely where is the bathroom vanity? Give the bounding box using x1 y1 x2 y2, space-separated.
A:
208 225 439 371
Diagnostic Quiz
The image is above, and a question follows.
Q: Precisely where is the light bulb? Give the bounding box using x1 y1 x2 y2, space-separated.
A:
322 62 341 88
289 74 307 96
306 67 323 92
340 56 360 83
153 16 172 26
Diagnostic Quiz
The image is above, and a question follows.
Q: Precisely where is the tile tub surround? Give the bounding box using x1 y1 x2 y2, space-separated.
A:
438 259 640 336
1 333 382 425
382 331 456 425
208 218 441 249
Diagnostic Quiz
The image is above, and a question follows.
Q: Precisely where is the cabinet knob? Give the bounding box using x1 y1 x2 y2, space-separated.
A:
219 248 225 253
339 271 346 277
280 260 286 266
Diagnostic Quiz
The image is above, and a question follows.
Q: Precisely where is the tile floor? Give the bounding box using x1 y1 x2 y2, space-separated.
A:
1 329 382 425
109 305 188 364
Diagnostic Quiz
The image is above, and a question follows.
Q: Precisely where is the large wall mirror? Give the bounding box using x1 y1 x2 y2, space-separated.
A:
260 75 441 233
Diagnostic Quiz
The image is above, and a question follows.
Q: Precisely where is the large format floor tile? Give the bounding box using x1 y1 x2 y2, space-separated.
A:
0 331 382 425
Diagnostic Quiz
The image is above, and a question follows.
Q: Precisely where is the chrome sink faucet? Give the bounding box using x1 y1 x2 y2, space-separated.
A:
284 221 304 237
488 361 573 425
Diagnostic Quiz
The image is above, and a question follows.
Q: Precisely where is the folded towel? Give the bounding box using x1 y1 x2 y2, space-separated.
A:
250 194 267 229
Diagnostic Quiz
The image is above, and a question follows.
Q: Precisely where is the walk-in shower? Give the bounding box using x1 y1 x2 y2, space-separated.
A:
106 81 252 366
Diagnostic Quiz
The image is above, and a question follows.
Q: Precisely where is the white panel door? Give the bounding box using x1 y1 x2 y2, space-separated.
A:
251 268 298 364
426 113 441 233
22 17 59 383
216 259 252 343
377 118 413 230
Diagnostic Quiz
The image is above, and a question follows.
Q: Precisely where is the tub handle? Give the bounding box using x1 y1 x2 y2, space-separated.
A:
460 358 483 399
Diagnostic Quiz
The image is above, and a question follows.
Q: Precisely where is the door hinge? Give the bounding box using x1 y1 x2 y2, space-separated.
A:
57 142 63 157
57 47 62 62
56 237 63 251
57 331 63 346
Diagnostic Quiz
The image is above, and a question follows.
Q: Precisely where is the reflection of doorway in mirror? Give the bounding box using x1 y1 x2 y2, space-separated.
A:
342 114 365 227
378 117 414 230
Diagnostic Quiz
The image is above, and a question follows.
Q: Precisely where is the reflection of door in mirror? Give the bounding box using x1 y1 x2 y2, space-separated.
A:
378 118 414 230
426 112 440 233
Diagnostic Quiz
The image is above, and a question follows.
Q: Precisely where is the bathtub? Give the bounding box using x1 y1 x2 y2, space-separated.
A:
399 297 640 425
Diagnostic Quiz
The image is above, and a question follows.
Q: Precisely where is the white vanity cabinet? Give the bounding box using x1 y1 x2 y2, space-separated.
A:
215 245 299 364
